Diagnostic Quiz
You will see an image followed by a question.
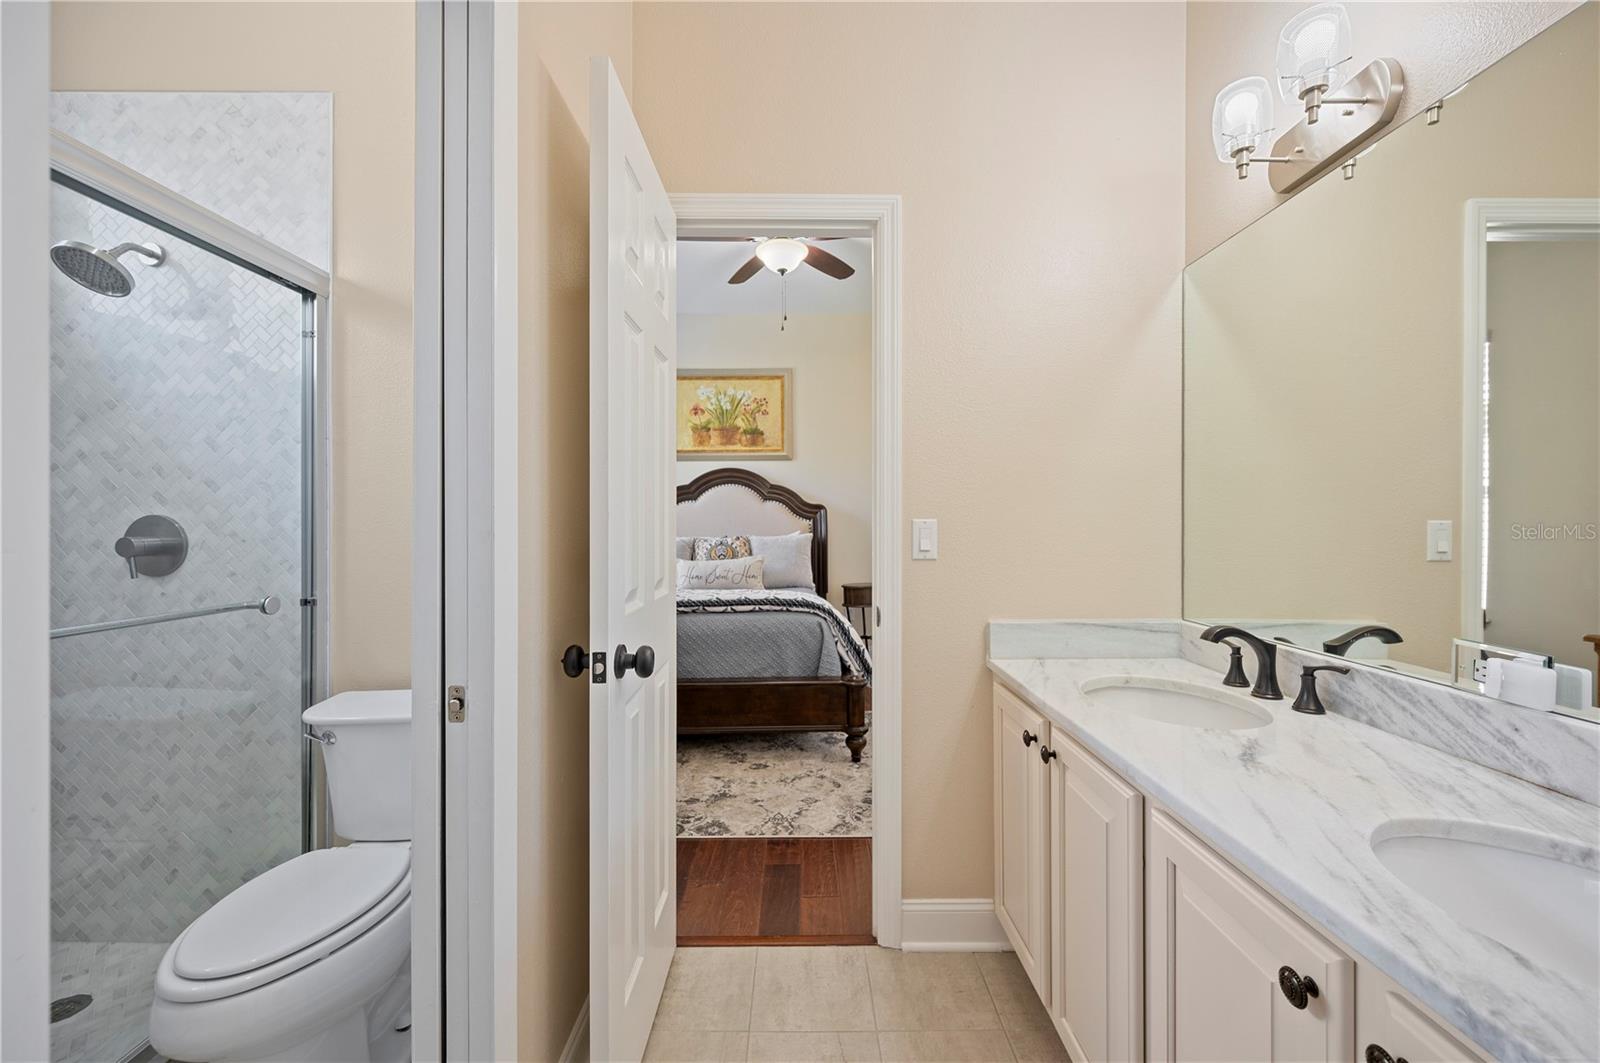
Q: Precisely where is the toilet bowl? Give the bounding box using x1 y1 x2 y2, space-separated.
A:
150 690 413 1063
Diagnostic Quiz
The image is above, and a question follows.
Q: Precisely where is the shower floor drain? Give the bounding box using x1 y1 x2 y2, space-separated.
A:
50 993 92 1023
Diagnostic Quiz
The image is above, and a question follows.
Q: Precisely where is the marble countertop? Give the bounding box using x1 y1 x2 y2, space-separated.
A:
988 655 1600 1062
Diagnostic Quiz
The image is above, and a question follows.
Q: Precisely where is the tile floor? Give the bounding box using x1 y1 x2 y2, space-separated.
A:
643 947 1068 1063
50 940 168 1063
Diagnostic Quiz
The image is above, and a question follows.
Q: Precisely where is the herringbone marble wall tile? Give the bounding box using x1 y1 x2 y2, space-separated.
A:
53 92 332 269
48 94 328 947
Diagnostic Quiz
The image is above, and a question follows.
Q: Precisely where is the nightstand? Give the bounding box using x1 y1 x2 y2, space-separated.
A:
842 582 872 648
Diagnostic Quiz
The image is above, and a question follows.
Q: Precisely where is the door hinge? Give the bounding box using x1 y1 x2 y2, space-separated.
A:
447 684 466 723
591 651 607 685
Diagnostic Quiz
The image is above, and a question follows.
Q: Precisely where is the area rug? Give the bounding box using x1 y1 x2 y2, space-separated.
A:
676 729 872 838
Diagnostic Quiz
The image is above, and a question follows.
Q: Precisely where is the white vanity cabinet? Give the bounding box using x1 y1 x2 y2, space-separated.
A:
993 681 1052 998
1146 807 1355 1063
1049 733 1143 1062
989 679 1489 1063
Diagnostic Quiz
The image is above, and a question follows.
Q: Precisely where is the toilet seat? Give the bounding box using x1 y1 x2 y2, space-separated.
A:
156 844 411 1004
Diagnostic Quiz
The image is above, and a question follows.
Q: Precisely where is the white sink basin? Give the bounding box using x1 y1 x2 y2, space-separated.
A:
1372 819 1600 991
1078 677 1272 730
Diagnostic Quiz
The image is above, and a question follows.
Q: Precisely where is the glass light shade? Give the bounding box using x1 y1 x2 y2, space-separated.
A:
755 237 808 275
1276 3 1352 102
1212 77 1274 163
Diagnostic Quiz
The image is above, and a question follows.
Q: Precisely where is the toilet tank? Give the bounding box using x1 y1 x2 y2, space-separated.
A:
303 689 411 841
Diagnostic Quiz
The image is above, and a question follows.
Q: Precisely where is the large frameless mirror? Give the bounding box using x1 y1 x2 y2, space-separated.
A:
1183 4 1600 723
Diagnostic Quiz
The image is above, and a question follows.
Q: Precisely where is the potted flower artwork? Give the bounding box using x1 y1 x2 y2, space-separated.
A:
676 371 791 460
688 403 712 447
698 384 749 446
739 395 770 446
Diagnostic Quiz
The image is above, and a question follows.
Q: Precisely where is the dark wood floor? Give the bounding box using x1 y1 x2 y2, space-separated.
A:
677 837 874 946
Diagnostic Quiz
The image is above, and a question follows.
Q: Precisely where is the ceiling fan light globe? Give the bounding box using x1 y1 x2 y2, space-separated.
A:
755 237 808 275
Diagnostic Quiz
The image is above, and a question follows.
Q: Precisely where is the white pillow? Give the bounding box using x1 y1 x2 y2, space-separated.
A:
748 532 815 592
674 536 694 561
676 556 766 591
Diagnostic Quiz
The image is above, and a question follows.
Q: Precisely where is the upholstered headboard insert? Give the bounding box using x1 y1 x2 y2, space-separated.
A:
676 468 829 595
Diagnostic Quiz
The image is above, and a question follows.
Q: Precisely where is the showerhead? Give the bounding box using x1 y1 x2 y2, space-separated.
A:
50 240 165 297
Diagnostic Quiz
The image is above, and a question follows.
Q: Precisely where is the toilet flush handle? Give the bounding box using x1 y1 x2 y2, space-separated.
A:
304 727 336 747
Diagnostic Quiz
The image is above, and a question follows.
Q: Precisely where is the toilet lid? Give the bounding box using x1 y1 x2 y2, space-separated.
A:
174 845 411 980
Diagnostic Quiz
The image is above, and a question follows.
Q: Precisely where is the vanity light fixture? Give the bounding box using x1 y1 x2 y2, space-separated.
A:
1276 4 1362 124
1212 2 1403 193
1211 77 1292 180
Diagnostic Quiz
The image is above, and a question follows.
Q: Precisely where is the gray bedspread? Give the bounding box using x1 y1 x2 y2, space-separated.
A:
675 588 870 681
677 610 843 680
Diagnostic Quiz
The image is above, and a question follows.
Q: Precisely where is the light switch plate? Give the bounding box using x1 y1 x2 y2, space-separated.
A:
1426 519 1453 562
911 518 938 560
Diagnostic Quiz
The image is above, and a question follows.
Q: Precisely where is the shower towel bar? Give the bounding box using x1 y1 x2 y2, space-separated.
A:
49 595 281 640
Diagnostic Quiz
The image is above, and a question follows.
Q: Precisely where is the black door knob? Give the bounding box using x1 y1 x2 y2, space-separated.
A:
615 644 655 678
1039 745 1057 764
1277 965 1319 1009
1021 729 1038 747
561 645 589 678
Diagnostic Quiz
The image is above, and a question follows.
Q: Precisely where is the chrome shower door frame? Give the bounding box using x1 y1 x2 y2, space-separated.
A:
49 129 335 852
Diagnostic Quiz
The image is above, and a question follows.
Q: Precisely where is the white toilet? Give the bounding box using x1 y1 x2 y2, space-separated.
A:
149 690 413 1063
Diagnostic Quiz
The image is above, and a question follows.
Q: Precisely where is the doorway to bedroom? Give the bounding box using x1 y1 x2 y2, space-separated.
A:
672 230 877 945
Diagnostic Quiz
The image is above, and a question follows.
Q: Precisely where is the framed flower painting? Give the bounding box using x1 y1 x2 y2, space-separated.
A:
676 370 793 460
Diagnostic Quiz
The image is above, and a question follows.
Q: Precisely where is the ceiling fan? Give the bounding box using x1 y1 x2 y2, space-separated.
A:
685 236 856 284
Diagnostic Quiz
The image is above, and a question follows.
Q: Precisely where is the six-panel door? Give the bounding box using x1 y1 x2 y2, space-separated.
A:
1146 808 1355 1063
1051 731 1144 1063
994 682 1051 998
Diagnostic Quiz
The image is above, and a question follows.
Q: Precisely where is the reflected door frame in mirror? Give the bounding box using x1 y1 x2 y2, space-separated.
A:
1458 197 1600 643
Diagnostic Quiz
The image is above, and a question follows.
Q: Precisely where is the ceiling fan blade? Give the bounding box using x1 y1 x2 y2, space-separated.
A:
679 236 757 242
804 244 856 280
727 254 764 284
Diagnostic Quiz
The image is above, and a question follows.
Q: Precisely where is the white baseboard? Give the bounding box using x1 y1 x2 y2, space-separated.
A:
559 996 589 1063
899 899 1011 952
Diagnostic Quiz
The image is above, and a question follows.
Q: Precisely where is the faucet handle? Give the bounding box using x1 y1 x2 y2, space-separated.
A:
1291 665 1350 716
1219 641 1251 688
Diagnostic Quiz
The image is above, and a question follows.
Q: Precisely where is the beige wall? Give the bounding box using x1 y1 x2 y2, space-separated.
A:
1184 5 1599 674
1185 0 1579 262
634 1 1186 899
677 312 872 605
51 2 416 692
1485 239 1600 673
513 3 632 1058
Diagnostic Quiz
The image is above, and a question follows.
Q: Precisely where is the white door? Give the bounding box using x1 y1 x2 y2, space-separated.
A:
589 56 678 1063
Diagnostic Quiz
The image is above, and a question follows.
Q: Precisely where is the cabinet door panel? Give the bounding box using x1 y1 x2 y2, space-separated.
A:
994 682 1050 997
1147 809 1354 1063
1357 961 1487 1063
1052 734 1143 1063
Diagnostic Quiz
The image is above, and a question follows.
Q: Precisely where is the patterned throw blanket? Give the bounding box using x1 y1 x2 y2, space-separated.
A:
676 589 873 680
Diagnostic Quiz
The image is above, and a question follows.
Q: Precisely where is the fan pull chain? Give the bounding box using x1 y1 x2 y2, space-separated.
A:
780 272 788 332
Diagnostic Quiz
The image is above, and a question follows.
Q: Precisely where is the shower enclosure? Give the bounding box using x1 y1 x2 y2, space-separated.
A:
46 133 327 1063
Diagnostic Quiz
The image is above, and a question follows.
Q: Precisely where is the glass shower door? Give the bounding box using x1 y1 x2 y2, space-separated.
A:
48 175 313 1063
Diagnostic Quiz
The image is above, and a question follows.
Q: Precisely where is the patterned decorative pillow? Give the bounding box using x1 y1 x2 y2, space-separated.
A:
692 535 753 561
676 556 765 591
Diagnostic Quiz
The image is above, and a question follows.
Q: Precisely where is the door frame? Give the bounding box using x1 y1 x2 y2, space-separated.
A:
671 194 905 947
1458 196 1600 642
0 2 52 1059
417 1 519 1057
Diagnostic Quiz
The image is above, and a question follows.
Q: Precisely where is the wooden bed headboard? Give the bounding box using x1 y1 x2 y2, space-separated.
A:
676 468 829 595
